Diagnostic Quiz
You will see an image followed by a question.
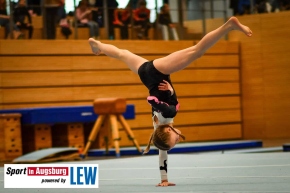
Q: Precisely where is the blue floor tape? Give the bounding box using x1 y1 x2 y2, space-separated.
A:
283 144 290 152
88 140 263 157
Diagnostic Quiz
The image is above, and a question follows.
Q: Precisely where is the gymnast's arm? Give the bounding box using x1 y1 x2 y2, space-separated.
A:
150 80 178 118
158 80 174 96
157 150 175 186
152 115 175 186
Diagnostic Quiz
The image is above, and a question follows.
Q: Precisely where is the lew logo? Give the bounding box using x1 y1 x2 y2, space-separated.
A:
70 167 98 185
4 164 99 188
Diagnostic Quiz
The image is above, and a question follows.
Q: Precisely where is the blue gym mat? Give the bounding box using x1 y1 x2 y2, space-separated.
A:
0 105 135 125
88 140 263 156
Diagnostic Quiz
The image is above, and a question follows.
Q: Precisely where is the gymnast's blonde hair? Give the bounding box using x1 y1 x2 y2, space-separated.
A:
143 124 185 154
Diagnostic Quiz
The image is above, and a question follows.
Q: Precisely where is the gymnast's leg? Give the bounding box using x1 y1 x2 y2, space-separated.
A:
153 17 252 75
88 38 148 74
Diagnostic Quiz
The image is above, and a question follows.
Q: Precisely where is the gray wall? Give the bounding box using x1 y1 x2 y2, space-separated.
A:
185 0 233 21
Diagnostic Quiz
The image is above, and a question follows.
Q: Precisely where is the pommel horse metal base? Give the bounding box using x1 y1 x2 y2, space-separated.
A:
80 98 142 158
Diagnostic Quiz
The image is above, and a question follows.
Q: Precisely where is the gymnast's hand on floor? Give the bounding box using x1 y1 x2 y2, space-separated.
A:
156 180 176 187
158 80 174 95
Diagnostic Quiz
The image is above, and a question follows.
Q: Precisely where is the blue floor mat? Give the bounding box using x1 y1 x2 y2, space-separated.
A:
88 140 263 157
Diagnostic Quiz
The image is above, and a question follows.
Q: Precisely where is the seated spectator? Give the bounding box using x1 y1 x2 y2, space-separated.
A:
76 0 99 39
133 0 151 40
13 0 34 39
57 0 71 39
113 2 131 39
157 4 179 41
0 0 23 39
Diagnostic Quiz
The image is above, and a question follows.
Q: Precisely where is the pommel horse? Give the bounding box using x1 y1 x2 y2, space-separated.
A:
81 98 142 158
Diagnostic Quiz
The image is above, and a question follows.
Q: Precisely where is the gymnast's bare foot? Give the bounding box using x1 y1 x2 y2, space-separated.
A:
228 17 252 37
88 38 102 55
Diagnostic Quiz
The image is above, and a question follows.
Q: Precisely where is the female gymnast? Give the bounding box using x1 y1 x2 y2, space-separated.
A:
88 16 252 186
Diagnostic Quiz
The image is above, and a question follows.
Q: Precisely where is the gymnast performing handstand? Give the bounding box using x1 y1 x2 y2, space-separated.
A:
88 16 252 186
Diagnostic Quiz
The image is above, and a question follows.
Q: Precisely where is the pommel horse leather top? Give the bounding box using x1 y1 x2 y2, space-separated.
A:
93 98 127 115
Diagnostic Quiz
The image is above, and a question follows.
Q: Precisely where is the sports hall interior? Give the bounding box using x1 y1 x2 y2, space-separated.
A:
0 0 290 165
